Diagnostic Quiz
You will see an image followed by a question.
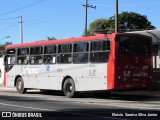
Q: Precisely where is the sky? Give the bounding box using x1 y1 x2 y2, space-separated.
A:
0 0 160 44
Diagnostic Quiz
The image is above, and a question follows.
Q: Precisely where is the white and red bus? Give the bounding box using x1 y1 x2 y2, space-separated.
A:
4 33 152 97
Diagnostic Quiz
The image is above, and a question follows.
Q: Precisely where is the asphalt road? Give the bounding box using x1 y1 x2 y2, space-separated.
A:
0 87 160 120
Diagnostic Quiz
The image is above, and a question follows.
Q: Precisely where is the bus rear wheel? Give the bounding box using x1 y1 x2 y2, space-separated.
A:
16 77 27 94
63 78 76 98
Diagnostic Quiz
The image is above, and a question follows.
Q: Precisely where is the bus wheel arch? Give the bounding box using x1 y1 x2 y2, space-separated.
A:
14 75 22 86
62 76 76 98
15 76 27 94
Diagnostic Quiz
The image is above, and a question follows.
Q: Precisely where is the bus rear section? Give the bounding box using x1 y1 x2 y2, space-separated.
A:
114 34 152 90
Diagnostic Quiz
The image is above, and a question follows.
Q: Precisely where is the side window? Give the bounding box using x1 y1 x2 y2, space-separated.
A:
90 40 110 63
30 46 43 55
6 49 15 54
5 55 15 65
30 46 43 64
5 49 16 72
5 49 16 65
44 45 56 64
57 44 72 63
73 42 89 63
17 48 29 64
44 45 56 54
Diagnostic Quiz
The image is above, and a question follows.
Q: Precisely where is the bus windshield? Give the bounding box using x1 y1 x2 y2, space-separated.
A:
119 36 150 56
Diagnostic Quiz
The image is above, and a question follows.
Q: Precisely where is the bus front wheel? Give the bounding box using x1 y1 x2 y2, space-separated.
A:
63 78 76 98
16 77 27 94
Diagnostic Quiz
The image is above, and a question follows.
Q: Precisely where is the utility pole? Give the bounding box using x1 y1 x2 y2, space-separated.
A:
115 0 118 33
19 16 23 43
83 0 96 36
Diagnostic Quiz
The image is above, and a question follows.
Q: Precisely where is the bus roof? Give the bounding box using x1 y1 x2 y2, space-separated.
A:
5 32 151 50
6 34 113 49
127 29 160 44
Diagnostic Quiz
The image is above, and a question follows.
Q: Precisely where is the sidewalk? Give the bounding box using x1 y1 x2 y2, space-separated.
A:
0 84 16 91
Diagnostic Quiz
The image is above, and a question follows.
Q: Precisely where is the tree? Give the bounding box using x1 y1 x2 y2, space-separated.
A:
0 41 12 57
82 18 109 36
47 36 57 40
84 12 156 36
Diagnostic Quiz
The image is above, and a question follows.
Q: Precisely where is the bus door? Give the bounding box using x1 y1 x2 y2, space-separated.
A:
4 49 16 86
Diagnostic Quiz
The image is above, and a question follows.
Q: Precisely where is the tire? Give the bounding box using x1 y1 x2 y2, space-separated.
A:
63 78 76 98
16 77 27 94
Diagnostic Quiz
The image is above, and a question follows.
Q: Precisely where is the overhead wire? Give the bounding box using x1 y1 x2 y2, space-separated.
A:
0 5 76 32
0 0 48 31
0 0 47 17
24 6 78 27
94 2 160 8
0 24 18 32
0 16 19 21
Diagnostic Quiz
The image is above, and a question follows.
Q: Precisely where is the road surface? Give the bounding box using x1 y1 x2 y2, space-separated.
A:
0 86 160 120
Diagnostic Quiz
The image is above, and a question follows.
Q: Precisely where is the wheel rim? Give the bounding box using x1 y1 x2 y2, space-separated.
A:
66 83 72 94
17 81 22 91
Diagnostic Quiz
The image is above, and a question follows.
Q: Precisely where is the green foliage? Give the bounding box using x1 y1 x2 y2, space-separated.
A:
84 12 156 36
82 29 93 36
47 36 57 40
89 18 109 34
0 42 12 57
82 18 109 36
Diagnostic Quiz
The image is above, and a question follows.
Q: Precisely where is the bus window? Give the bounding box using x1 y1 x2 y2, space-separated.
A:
4 49 16 72
6 49 15 54
30 46 43 55
120 37 150 56
44 45 56 54
30 46 43 64
58 44 72 53
6 55 15 65
17 56 29 64
17 48 29 64
44 45 56 64
44 55 56 64
18 48 29 55
90 40 110 63
103 41 110 50
57 44 72 63
73 42 89 63
30 56 43 64
5 49 16 65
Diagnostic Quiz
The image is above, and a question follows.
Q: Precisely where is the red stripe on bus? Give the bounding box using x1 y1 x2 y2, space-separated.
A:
107 34 116 90
5 34 110 50
4 69 6 86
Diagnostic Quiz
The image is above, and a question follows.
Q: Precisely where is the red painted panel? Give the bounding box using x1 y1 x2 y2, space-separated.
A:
4 69 6 86
114 34 152 90
107 34 116 89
